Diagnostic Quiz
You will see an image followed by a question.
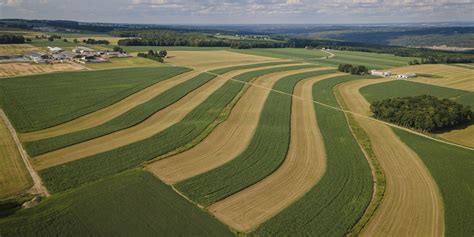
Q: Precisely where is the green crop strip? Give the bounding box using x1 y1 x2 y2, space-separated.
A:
252 75 373 236
25 61 296 156
38 64 317 194
176 69 337 206
0 67 191 133
209 61 294 75
0 170 233 236
392 129 474 237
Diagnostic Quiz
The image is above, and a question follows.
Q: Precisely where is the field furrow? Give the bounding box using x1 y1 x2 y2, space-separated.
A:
147 67 329 184
337 79 444 237
32 64 300 170
208 73 342 232
20 70 201 142
38 64 317 193
175 69 337 206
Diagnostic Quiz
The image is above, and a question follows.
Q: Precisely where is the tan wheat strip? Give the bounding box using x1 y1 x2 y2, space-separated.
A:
207 73 342 232
147 67 331 184
337 79 444 237
31 64 301 170
20 70 201 142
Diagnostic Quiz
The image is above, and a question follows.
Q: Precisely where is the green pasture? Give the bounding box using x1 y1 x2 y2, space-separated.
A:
230 48 331 60
311 50 415 69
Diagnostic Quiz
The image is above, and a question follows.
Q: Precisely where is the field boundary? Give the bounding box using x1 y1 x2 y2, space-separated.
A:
0 109 50 197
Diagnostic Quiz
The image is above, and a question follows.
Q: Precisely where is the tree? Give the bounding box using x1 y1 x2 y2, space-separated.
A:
158 50 167 58
113 46 124 53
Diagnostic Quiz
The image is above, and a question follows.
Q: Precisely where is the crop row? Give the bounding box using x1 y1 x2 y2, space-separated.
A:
176 69 337 206
25 61 295 156
0 170 233 236
38 64 317 193
252 75 373 236
0 67 190 133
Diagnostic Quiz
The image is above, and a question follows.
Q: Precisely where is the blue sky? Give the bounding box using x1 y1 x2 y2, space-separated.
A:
1 0 473 24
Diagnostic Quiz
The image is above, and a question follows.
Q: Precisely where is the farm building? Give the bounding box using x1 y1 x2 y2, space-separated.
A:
24 52 50 64
47 46 64 53
370 70 392 77
105 51 131 58
72 46 94 54
397 73 417 79
51 51 77 62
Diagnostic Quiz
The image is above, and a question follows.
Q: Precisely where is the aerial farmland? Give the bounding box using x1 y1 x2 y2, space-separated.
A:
0 4 473 237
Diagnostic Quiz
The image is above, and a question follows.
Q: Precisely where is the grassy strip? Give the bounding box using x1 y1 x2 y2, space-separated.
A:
0 170 233 237
0 67 190 133
392 129 474 237
25 61 296 156
252 75 373 236
209 61 294 75
39 65 317 194
176 69 336 206
334 89 386 236
360 80 473 107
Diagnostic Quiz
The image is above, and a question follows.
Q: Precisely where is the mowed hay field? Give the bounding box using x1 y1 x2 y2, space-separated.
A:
0 114 32 199
165 50 280 70
0 62 86 78
391 64 474 91
0 170 233 236
310 50 416 69
0 44 39 55
360 80 474 148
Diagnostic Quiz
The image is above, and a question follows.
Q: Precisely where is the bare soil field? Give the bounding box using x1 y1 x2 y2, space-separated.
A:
0 111 33 198
31 64 297 170
20 70 201 142
0 62 86 78
207 73 342 232
337 79 444 237
165 50 281 70
391 64 474 91
147 67 326 185
0 44 39 55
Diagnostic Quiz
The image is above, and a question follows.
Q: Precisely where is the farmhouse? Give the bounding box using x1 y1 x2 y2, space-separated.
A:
370 70 392 77
397 73 417 79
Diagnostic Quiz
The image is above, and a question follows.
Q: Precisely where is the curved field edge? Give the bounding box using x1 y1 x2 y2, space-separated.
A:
334 85 386 236
0 170 233 237
0 67 191 133
392 128 474 236
250 75 373 236
175 69 337 207
24 61 296 157
38 64 317 194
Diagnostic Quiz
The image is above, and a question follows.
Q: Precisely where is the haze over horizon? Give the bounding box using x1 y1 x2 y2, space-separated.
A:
1 0 473 25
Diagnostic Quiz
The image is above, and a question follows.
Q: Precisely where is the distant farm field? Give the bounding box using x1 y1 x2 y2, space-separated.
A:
311 50 416 69
0 44 39 55
0 62 86 78
231 48 331 60
0 170 233 236
0 67 189 132
104 45 230 52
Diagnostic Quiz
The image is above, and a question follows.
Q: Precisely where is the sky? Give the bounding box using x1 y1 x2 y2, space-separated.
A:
0 0 473 25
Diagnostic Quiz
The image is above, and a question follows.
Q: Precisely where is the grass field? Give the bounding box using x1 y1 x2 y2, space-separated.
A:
230 48 331 60
0 67 189 133
311 50 416 69
103 45 230 52
393 129 474 236
360 80 474 107
0 170 233 236
37 65 315 193
176 69 337 206
252 75 373 236
0 116 32 199
84 57 166 70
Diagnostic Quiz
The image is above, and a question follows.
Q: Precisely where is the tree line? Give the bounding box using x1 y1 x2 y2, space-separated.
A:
137 50 167 63
370 95 472 132
82 38 110 45
0 34 25 44
338 64 368 75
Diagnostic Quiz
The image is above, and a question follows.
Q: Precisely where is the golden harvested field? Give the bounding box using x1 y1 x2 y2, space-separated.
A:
337 79 444 236
436 125 474 148
84 57 166 70
165 50 281 70
0 113 32 199
208 73 341 232
0 62 86 78
31 64 294 170
148 67 322 184
21 70 201 142
391 64 474 91
0 44 39 55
